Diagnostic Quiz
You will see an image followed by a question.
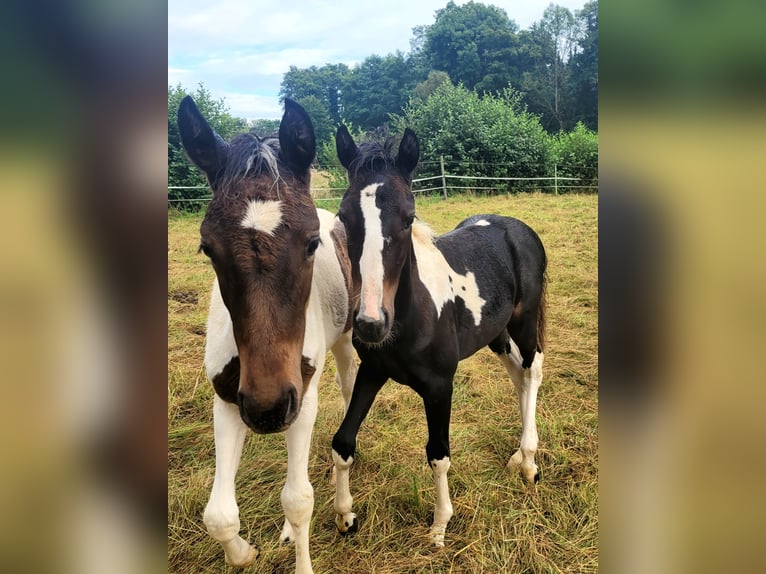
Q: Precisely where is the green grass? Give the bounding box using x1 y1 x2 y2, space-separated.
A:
168 193 597 573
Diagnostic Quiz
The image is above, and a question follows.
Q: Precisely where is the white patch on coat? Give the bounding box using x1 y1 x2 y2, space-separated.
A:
474 219 491 226
240 199 283 235
411 223 486 326
204 279 238 380
358 183 386 321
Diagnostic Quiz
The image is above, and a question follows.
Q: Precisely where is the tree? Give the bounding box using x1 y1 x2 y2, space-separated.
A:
570 1 598 130
248 118 280 137
280 63 349 126
422 1 521 94
168 84 245 206
341 52 423 130
520 4 581 132
413 70 452 102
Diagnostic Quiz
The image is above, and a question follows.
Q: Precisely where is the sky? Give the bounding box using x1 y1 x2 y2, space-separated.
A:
168 0 588 120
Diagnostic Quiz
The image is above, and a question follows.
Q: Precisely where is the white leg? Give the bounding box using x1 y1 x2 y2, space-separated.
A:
331 330 357 417
499 345 544 483
331 449 357 533
203 395 258 567
429 457 454 547
330 332 356 485
281 362 322 574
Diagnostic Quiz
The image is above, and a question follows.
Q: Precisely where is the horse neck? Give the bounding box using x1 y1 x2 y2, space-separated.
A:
393 241 424 326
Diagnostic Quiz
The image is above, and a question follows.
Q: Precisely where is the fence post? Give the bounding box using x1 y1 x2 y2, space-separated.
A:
440 156 447 200
554 163 558 196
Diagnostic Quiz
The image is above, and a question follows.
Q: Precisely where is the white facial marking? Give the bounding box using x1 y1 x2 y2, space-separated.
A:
240 199 283 235
474 219 491 226
412 223 486 326
358 183 385 321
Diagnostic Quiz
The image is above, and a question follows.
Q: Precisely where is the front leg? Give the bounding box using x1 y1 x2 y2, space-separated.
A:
281 363 322 574
203 395 258 567
422 380 455 547
331 362 387 535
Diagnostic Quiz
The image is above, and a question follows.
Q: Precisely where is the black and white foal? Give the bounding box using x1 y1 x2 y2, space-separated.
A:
331 126 547 546
178 97 356 574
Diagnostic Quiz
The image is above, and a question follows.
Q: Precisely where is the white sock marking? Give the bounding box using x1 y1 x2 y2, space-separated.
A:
358 184 386 321
240 199 283 235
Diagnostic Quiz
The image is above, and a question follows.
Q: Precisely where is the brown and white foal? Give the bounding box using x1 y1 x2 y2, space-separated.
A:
178 97 356 574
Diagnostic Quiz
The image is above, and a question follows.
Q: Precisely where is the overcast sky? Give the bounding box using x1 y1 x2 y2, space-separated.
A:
169 0 587 120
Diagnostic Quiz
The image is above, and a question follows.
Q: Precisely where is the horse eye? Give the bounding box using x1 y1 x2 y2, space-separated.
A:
404 214 415 230
198 243 212 258
306 236 321 257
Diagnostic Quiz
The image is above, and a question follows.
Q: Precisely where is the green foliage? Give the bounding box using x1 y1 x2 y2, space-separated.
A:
168 83 246 209
393 83 552 191
248 118 280 137
550 122 598 189
423 1 520 93
341 52 424 130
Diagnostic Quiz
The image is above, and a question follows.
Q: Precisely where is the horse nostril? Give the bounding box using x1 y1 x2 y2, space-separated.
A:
283 385 299 425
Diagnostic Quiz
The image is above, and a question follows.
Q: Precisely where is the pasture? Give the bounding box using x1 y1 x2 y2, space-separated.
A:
168 192 597 573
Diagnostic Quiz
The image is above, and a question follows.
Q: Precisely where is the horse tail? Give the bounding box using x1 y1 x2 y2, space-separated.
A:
536 268 547 353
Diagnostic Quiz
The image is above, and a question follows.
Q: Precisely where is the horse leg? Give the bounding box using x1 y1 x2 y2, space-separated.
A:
329 331 357 485
499 340 544 484
422 380 454 547
203 395 258 567
280 358 322 574
331 362 387 535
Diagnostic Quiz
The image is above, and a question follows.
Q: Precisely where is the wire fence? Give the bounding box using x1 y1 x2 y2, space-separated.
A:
169 160 597 207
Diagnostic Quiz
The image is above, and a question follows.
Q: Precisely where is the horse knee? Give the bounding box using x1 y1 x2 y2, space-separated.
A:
203 502 240 542
281 482 314 527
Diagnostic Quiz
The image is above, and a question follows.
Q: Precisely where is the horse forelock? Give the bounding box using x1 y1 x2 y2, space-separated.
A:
348 139 397 179
216 133 285 201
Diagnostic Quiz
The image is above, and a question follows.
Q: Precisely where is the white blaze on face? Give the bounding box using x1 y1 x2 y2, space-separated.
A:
240 199 283 235
412 223 487 326
358 183 386 321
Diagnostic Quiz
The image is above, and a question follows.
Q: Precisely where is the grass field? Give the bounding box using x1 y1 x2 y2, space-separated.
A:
168 192 598 573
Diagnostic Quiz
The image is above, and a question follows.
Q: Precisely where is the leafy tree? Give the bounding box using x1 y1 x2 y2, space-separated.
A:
570 1 598 130
342 52 423 130
413 70 452 102
168 83 245 207
280 63 349 126
393 82 552 191
249 118 280 137
422 1 520 94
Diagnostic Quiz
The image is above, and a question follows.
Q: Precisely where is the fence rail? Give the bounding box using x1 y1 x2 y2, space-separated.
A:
169 159 596 206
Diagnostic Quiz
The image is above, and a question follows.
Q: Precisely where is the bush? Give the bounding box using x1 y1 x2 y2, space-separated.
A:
392 83 552 191
550 122 598 191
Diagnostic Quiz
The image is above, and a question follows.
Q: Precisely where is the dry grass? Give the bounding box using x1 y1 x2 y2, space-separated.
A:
168 193 597 573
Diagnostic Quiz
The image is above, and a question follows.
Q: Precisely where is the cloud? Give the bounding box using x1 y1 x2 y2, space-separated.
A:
169 0 589 119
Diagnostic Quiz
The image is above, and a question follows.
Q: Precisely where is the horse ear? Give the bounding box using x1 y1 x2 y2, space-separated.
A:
336 124 358 170
279 99 316 174
177 96 228 185
396 128 419 179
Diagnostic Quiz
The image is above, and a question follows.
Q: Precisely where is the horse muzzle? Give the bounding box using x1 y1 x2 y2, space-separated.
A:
237 384 300 434
353 309 390 344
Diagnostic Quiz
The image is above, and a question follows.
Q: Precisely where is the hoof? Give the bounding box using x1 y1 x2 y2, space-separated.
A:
224 544 259 568
507 449 523 468
280 520 295 545
335 513 358 536
534 470 541 483
430 527 447 547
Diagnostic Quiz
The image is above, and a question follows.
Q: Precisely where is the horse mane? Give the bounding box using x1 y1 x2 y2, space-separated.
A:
411 220 436 247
